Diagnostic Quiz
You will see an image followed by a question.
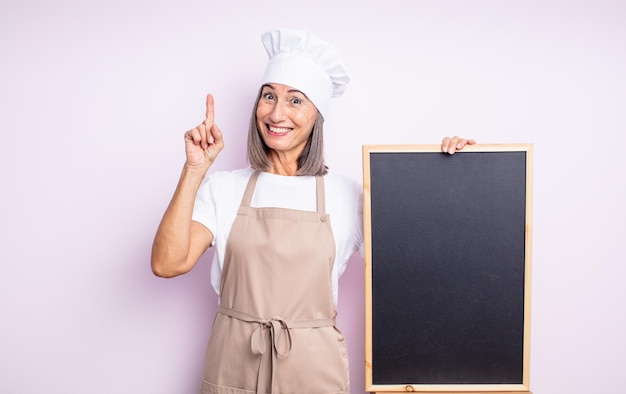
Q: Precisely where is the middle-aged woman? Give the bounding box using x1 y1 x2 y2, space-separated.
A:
151 28 475 394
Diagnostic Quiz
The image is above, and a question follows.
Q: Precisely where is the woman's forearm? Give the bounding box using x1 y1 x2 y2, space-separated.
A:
151 165 212 277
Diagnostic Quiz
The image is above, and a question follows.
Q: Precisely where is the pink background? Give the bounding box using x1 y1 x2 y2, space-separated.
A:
1 1 625 393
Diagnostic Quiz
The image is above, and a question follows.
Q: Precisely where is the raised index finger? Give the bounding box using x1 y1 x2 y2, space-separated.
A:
205 93 215 122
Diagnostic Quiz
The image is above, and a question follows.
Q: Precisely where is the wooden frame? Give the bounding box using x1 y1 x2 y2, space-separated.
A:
363 144 533 393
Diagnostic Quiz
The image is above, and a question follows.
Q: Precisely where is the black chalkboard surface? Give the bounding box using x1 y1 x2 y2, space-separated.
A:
363 145 532 393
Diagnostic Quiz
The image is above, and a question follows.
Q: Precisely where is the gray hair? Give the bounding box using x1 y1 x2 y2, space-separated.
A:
246 88 328 176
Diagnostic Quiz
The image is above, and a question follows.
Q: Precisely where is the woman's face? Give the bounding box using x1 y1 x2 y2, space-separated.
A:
256 83 318 159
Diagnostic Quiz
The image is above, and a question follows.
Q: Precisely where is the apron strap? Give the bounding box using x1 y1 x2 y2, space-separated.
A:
315 175 326 215
218 305 336 394
240 170 261 207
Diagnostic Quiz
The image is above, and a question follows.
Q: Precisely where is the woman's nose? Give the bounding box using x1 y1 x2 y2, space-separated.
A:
268 101 287 122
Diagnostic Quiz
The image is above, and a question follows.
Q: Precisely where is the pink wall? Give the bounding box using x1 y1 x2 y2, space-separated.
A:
1 1 625 393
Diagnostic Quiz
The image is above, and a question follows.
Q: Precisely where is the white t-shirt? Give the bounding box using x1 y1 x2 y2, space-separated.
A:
192 167 364 306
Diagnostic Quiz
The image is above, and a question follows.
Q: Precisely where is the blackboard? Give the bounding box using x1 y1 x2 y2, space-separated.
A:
363 144 532 393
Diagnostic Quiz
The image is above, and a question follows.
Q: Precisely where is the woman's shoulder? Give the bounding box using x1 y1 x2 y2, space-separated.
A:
324 171 362 194
324 172 362 207
207 167 253 184
200 168 254 200
324 172 363 233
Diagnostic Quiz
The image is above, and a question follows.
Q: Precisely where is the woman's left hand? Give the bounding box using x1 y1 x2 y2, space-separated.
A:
441 136 476 155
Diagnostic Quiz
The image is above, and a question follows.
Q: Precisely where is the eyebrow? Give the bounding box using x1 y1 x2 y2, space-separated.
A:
261 83 306 95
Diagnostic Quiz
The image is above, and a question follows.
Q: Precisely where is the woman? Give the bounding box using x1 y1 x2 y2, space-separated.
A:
152 28 474 394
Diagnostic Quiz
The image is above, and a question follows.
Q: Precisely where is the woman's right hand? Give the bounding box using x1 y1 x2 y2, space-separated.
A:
184 93 224 169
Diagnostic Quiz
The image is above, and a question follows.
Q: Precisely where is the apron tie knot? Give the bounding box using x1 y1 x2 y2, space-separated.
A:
250 317 293 357
218 305 336 394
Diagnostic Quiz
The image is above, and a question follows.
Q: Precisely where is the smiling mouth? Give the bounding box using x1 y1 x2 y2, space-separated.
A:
268 126 292 135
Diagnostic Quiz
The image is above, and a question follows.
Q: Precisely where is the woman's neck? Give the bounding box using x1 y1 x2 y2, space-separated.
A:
267 151 299 176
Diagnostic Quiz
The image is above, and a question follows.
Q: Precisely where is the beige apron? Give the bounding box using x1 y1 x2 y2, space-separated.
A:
201 171 350 394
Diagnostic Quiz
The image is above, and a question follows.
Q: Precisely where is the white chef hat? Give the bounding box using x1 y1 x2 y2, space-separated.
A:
261 28 350 119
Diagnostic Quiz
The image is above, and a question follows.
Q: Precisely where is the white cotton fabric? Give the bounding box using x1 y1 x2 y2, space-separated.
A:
192 168 363 306
261 28 351 119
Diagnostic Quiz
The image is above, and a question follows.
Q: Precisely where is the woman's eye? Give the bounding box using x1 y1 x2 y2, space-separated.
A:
262 92 274 100
291 97 302 105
